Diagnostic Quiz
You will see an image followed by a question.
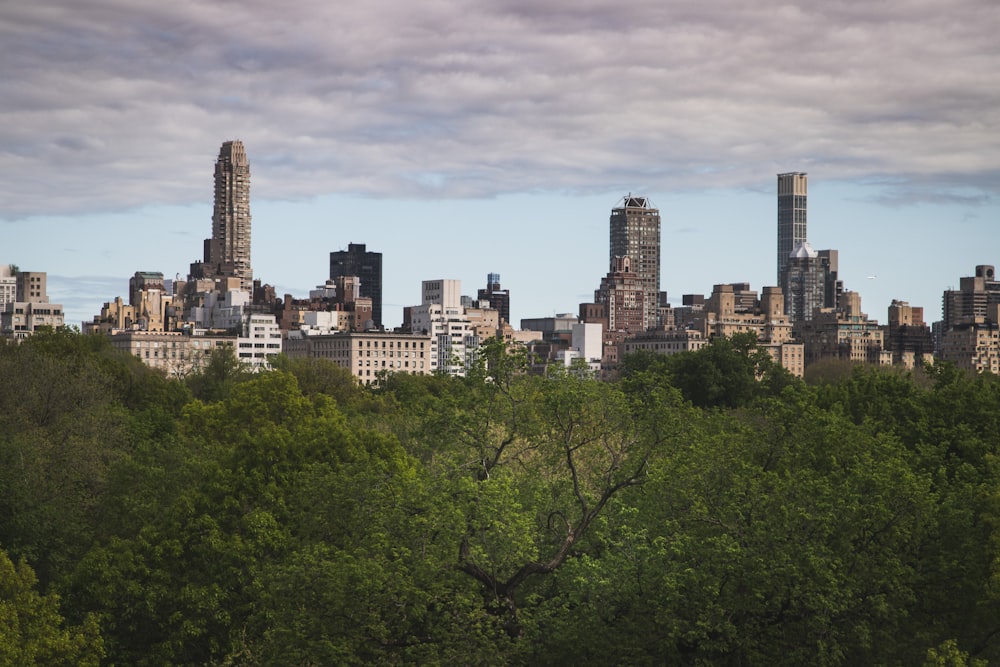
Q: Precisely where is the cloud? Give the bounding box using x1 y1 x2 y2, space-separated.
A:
1 0 999 220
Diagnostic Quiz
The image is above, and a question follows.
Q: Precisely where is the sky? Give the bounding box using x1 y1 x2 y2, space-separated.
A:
3 0 999 330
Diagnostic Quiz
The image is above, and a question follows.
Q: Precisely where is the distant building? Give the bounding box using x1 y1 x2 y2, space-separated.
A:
937 265 1000 374
621 328 708 357
610 195 662 330
108 330 236 378
404 279 481 376
283 330 433 385
941 264 1000 331
784 242 841 322
188 140 253 291
939 317 1000 375
883 300 934 369
777 172 808 288
477 272 511 325
796 291 891 367
235 313 283 370
329 243 383 328
595 256 646 335
86 271 178 335
690 283 803 377
0 270 65 340
0 265 18 306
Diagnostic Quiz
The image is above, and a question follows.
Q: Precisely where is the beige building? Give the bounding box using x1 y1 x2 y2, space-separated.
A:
283 330 433 385
109 330 236 378
621 328 708 357
688 284 804 377
1 270 65 340
938 302 1000 374
85 271 176 335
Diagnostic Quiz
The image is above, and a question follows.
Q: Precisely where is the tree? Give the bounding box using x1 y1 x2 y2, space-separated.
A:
0 549 103 666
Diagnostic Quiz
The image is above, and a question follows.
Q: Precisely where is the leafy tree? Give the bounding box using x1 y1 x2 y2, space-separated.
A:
0 549 103 666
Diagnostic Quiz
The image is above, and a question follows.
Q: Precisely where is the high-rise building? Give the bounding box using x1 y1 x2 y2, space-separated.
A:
784 241 826 323
777 172 808 287
477 272 511 325
609 195 661 330
330 243 383 328
941 264 1000 330
190 140 253 290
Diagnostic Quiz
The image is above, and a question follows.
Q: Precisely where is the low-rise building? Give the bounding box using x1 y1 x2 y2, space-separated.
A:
108 330 236 378
283 330 433 385
0 270 65 340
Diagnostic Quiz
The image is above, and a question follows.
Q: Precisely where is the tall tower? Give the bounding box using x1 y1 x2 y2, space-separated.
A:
609 195 660 330
330 243 383 328
205 140 252 290
777 172 808 288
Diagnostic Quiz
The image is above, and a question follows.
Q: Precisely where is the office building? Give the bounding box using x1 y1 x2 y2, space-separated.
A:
609 195 661 330
190 140 253 291
781 242 841 323
777 172 808 287
477 273 511 325
330 243 383 328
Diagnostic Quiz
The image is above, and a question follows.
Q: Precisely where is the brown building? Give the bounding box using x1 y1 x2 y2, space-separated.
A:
883 300 934 369
609 195 661 330
796 291 891 367
595 256 646 336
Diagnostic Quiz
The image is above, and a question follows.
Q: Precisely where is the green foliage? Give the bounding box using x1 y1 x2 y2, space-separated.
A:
5 333 1000 664
622 332 799 409
0 549 103 666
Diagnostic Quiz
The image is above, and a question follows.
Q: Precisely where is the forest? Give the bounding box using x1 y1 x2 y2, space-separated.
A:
1 328 999 666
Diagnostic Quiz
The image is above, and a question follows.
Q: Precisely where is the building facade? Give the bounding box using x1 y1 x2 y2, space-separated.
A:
329 243 383 328
284 331 433 385
609 195 661 330
109 330 236 378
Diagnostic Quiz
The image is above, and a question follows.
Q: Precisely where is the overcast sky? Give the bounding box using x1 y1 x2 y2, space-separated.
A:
4 0 999 328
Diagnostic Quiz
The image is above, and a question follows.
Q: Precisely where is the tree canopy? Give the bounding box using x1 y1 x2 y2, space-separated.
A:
1 330 999 664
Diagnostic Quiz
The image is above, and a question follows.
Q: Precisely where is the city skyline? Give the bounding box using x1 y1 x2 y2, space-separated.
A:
3 2 998 328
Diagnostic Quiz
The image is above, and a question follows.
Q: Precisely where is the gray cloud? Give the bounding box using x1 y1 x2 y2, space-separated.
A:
2 0 998 220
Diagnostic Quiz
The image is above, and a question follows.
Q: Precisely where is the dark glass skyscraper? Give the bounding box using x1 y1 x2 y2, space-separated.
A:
330 243 383 328
477 272 511 324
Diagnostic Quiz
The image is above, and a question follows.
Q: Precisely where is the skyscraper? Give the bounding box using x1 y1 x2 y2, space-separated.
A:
777 172 808 287
609 195 661 331
477 273 511 325
192 140 252 290
784 241 826 322
330 243 383 328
